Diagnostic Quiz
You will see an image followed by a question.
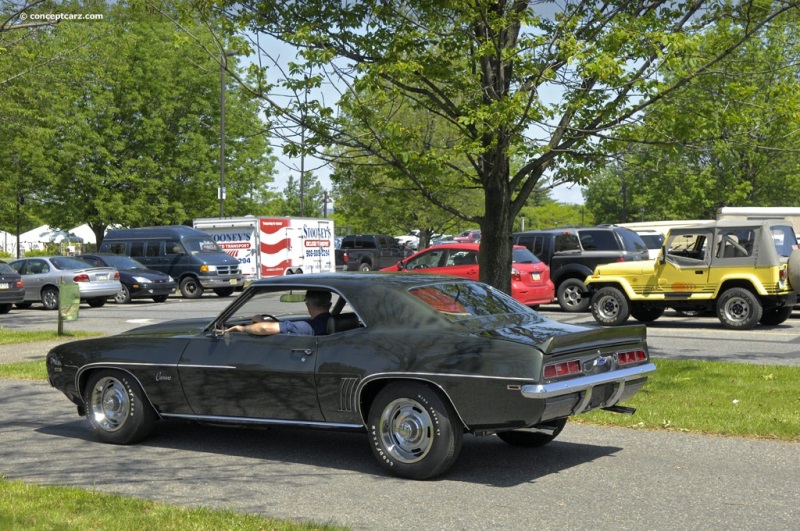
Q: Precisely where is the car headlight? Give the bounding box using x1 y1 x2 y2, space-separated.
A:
200 265 217 273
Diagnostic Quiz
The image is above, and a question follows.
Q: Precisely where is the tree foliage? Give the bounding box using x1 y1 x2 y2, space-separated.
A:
585 11 800 224
0 1 276 243
211 0 799 294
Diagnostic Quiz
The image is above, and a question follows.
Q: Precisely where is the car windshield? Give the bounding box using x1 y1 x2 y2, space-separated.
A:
99 255 146 270
409 281 534 322
184 237 224 254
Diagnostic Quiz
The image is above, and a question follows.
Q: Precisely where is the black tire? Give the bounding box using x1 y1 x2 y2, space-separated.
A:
591 286 630 326
556 278 590 312
630 305 665 323
368 381 462 480
15 302 32 309
359 262 373 272
496 418 568 447
0 304 11 314
41 286 59 311
788 249 800 292
87 298 106 308
83 369 156 445
716 287 762 330
214 287 235 297
179 277 203 299
114 285 132 304
759 306 793 326
152 295 169 303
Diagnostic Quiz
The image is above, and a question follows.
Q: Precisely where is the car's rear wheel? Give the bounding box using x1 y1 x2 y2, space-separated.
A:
15 302 32 309
716 287 762 330
630 305 665 323
41 286 59 310
368 381 462 480
87 297 106 308
758 306 793 326
0 303 11 314
114 285 131 304
152 295 169 303
556 278 590 312
359 262 373 272
83 369 156 445
214 287 235 297
179 277 203 299
591 286 630 326
496 418 568 447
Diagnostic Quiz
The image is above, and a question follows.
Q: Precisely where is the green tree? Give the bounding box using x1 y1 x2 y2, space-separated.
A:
213 0 799 294
585 14 800 223
0 1 275 243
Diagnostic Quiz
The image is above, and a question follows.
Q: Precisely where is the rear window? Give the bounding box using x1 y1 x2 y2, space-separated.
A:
770 225 798 257
511 248 540 264
615 229 649 253
409 282 531 321
0 262 14 274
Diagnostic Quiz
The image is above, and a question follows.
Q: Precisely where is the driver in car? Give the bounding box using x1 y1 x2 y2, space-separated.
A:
224 290 332 336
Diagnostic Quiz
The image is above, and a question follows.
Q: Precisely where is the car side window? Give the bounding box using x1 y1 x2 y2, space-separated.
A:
666 233 710 266
130 242 145 258
554 233 580 253
446 250 478 266
578 230 619 251
105 243 127 255
406 249 445 269
145 241 161 257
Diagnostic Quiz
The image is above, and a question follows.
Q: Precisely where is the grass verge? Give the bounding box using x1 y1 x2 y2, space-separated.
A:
0 477 344 530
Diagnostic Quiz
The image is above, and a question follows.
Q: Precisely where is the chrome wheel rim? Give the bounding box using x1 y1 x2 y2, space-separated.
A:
42 289 58 310
379 398 433 464
562 285 583 308
596 295 619 320
723 297 750 324
89 376 129 432
114 286 129 304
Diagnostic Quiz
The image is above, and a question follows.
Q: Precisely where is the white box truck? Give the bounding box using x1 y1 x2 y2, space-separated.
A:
193 216 335 284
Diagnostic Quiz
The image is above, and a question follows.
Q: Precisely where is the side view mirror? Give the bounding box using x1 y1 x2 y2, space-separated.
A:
397 260 405 271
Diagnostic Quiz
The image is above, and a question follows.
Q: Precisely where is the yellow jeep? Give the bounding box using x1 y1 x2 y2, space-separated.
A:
585 220 799 329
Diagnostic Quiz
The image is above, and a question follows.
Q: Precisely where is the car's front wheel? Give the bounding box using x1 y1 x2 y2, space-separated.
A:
496 418 568 447
152 295 169 303
368 381 462 480
0 304 10 314
717 287 762 329
83 370 156 445
179 277 203 299
41 286 59 310
758 306 793 326
556 278 590 312
591 286 630 326
114 285 131 304
214 287 235 297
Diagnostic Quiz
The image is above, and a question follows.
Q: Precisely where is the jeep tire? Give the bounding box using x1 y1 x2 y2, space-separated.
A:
716 287 762 330
591 286 630 326
630 304 665 323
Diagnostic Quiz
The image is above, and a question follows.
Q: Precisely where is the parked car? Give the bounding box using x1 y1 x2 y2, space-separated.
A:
10 256 121 310
46 273 655 480
630 228 665 260
453 229 481 243
77 254 177 304
586 220 799 329
338 234 406 271
381 243 555 307
0 260 25 314
513 226 650 312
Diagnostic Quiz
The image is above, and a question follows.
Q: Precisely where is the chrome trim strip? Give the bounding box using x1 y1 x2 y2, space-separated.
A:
521 363 656 399
160 413 363 430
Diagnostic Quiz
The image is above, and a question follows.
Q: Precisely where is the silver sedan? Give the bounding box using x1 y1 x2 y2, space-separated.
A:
10 256 121 310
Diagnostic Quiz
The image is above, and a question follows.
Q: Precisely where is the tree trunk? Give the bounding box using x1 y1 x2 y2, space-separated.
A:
479 179 513 296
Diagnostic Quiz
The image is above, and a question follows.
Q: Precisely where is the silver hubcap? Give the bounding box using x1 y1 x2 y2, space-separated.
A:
89 376 130 432
379 398 434 464
596 295 620 319
723 297 751 323
562 285 583 307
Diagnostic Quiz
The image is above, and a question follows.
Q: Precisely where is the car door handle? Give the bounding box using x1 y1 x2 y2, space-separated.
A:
695 270 704 275
293 348 314 356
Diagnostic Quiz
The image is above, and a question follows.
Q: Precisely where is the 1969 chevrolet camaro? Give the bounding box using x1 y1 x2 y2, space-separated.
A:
46 273 655 480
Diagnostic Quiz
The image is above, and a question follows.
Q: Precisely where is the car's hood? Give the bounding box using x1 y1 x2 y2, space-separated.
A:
475 314 647 355
594 260 656 275
119 318 213 338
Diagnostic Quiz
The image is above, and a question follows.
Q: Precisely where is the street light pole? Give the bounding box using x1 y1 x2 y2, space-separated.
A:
219 52 228 219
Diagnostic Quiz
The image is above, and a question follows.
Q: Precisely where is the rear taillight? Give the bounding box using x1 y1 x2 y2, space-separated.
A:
343 252 349 263
511 267 521 281
779 268 787 281
544 359 582 379
73 274 90 282
113 271 120 280
617 349 647 365
16 280 24 288
616 257 625 262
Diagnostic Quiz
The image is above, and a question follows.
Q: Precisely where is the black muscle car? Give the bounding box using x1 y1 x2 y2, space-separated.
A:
46 273 656 480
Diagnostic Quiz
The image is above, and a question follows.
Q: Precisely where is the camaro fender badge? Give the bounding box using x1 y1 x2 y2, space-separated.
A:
155 371 172 382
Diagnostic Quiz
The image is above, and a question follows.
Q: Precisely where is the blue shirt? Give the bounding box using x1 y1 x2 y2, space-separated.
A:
278 313 330 336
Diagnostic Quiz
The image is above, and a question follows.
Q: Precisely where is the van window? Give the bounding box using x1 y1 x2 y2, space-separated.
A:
130 241 145 258
105 242 127 255
145 241 160 257
183 237 223 253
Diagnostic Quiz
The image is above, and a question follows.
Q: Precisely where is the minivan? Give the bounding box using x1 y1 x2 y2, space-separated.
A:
99 225 243 299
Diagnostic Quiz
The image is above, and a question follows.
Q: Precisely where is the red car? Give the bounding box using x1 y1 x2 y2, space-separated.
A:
381 243 555 307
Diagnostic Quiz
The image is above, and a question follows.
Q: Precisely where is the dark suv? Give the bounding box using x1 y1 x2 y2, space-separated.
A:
512 225 649 312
